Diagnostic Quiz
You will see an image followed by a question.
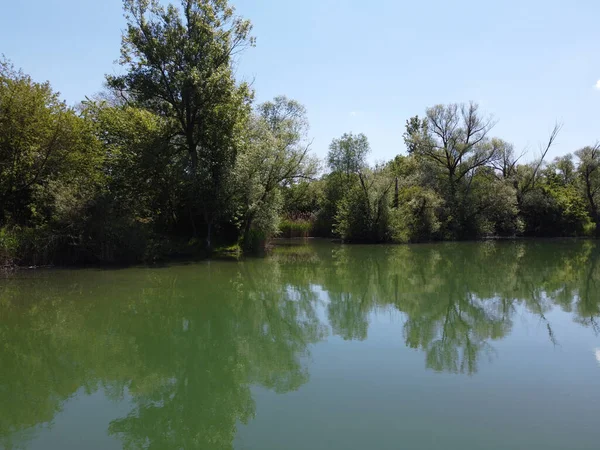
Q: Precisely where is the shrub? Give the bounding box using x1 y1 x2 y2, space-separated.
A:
334 175 391 243
0 227 18 268
389 186 442 243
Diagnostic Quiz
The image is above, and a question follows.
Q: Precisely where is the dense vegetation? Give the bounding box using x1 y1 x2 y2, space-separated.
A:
2 0 600 266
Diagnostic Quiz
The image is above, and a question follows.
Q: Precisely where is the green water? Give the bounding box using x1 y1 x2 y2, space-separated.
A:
1 240 599 449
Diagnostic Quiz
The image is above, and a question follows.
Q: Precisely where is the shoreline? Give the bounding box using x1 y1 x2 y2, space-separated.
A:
2 236 595 273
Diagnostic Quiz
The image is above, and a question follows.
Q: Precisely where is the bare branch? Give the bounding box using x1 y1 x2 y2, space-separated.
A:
526 121 563 191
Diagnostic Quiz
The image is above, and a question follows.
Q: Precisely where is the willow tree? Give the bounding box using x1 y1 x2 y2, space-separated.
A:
235 96 317 248
404 103 497 195
107 0 254 248
404 102 499 237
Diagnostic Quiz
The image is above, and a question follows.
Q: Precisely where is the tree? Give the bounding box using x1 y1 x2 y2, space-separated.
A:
403 102 499 237
490 138 521 180
519 156 590 237
235 96 318 248
317 132 372 238
334 165 394 242
327 132 370 179
387 155 442 242
81 99 181 262
576 143 600 237
404 102 497 192
512 123 562 207
469 167 520 236
0 58 104 265
107 0 254 248
0 58 101 228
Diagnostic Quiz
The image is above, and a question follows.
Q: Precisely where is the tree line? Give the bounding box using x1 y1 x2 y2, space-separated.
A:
1 0 599 266
303 110 599 244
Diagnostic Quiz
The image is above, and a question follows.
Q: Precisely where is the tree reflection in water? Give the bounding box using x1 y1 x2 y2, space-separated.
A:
1 240 598 448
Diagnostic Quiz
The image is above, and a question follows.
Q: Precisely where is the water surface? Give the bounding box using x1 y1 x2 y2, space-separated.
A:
1 240 599 449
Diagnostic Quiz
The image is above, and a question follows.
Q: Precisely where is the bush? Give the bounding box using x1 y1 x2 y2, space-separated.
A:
0 227 18 268
334 174 391 243
521 185 590 237
389 186 442 243
0 226 65 267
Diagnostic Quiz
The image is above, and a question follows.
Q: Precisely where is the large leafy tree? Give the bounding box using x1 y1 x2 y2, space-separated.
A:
403 103 497 193
107 0 254 247
80 99 186 261
0 58 101 229
403 103 502 237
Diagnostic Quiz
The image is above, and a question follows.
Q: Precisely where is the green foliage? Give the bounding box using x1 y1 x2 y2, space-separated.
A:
279 214 314 238
521 180 590 237
311 172 352 237
334 168 393 242
1 4 599 266
0 57 105 265
386 155 443 242
327 132 370 178
468 170 520 236
235 96 318 250
389 186 442 242
0 227 17 268
107 0 255 248
281 179 324 217
316 132 374 239
403 103 501 238
0 57 102 229
516 155 591 237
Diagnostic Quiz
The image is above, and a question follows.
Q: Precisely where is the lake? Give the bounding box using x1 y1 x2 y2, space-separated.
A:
1 240 599 449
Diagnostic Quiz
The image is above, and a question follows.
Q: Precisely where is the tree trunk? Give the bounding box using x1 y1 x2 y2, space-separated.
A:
447 169 459 237
189 149 198 172
206 222 212 251
242 212 255 250
187 132 198 172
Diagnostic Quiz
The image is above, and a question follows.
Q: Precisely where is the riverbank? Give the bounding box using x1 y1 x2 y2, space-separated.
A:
3 235 597 273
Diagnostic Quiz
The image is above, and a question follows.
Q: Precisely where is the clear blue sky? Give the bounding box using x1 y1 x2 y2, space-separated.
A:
2 0 599 163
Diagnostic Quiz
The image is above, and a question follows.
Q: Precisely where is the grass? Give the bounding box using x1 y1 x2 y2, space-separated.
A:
279 217 313 238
